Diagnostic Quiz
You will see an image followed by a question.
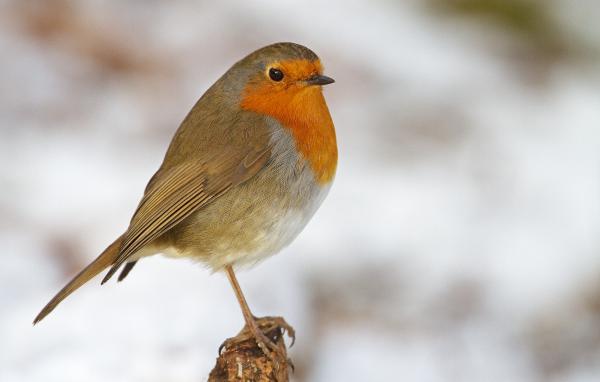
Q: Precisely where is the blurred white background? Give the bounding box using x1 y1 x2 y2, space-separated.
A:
1 0 600 381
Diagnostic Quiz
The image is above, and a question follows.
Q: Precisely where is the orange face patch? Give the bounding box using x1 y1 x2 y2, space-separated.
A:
240 59 338 184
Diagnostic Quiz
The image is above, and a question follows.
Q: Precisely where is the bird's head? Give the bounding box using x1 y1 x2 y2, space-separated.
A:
229 42 334 122
221 42 338 184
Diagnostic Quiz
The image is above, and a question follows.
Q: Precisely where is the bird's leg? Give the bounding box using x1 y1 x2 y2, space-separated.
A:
221 265 294 364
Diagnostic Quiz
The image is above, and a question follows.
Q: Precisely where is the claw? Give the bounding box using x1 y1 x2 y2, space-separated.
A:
218 316 295 365
259 316 296 347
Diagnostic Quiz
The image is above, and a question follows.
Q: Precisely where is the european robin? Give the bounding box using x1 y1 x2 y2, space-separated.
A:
34 42 337 360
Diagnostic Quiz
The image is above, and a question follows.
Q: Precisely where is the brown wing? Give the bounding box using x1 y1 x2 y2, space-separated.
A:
101 146 271 283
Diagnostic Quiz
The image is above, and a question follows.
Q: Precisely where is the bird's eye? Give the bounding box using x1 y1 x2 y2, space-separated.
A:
268 68 284 82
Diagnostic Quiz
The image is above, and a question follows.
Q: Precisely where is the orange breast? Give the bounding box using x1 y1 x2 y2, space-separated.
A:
241 83 338 184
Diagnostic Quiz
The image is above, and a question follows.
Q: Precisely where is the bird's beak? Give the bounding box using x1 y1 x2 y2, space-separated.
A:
305 74 335 86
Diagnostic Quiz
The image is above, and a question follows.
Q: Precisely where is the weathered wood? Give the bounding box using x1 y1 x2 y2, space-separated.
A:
208 318 293 382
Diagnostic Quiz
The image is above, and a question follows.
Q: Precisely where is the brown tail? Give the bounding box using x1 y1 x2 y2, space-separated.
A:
33 235 123 324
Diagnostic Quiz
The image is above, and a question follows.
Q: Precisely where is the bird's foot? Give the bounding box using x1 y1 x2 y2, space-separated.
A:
253 315 296 347
219 316 295 370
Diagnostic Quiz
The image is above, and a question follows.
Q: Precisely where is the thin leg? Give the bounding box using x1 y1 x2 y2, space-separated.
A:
225 265 257 328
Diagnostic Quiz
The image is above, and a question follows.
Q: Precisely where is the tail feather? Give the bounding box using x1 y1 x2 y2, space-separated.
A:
33 235 123 324
117 260 137 282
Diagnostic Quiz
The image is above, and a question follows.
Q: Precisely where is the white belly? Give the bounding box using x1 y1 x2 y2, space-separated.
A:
159 183 331 270
210 183 330 269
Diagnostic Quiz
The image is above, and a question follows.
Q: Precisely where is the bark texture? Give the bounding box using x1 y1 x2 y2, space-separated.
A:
208 319 292 382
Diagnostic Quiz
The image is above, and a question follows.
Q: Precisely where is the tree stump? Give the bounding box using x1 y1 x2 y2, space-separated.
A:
208 317 294 382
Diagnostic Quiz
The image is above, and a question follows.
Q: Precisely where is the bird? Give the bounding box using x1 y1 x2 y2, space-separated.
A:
34 42 338 359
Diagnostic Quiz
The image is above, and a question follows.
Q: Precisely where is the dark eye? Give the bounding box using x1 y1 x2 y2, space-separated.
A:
269 68 284 81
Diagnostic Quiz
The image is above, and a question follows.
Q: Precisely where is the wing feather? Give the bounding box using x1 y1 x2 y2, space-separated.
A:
101 146 271 283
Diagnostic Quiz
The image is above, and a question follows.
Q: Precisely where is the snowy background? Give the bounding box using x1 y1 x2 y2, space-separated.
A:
1 0 600 381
